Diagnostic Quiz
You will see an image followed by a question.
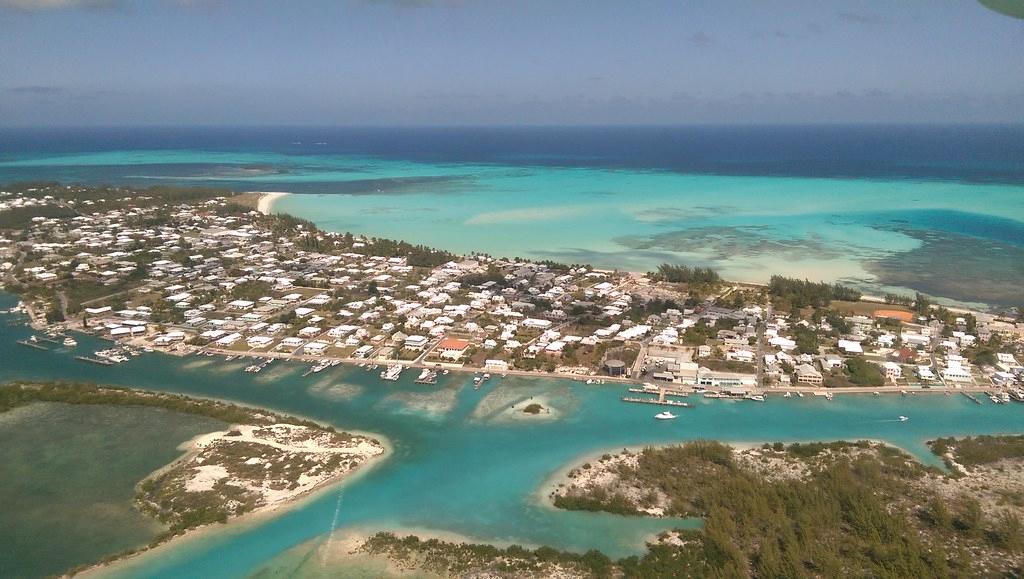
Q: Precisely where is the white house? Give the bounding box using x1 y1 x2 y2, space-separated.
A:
882 361 902 381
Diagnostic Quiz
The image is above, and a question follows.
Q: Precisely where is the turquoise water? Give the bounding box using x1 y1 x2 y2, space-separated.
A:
1 292 1024 577
2 144 1023 307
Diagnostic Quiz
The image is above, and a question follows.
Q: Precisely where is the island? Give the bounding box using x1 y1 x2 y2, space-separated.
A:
0 381 386 573
546 439 1024 577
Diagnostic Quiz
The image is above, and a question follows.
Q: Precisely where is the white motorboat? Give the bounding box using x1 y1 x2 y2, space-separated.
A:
63 337 78 347
654 411 678 420
380 364 403 381
898 416 909 422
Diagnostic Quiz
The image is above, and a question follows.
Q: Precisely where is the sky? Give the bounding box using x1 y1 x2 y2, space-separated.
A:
1 0 1023 126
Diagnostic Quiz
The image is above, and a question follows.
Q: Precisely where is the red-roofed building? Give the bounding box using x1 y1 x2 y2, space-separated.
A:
438 337 472 360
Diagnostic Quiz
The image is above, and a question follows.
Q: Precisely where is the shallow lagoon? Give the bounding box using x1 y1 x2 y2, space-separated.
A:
1 297 1023 577
0 403 224 578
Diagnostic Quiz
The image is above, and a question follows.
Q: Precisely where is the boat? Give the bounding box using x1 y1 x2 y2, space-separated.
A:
783 391 792 398
898 416 909 422
62 337 78 347
654 411 678 420
380 364 403 381
824 392 834 401
415 368 438 384
746 394 765 402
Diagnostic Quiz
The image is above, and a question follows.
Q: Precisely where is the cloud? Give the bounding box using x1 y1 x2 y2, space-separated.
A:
0 0 114 9
4 85 68 95
0 0 222 9
687 31 711 47
837 11 882 24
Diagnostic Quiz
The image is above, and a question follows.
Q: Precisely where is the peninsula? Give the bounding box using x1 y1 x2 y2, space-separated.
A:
0 381 386 574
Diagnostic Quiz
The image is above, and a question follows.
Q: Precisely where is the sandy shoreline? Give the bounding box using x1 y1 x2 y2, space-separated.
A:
255 191 289 215
72 424 392 578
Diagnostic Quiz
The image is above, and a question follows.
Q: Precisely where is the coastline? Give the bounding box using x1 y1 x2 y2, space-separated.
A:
255 191 289 215
55 394 393 579
74 434 392 578
536 437 934 512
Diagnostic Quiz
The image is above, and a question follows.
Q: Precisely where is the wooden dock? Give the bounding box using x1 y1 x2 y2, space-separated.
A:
75 355 113 366
961 392 982 405
17 339 49 351
621 397 691 408
628 387 688 398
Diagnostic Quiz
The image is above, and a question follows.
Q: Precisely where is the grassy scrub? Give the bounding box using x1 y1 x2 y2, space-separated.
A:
551 440 1024 578
0 381 329 429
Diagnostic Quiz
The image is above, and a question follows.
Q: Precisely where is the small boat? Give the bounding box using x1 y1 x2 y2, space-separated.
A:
63 337 78 347
796 391 805 398
898 416 909 422
746 394 765 402
783 391 792 398
380 364 403 381
655 411 678 420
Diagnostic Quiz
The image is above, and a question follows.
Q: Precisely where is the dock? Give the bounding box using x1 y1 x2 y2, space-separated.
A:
17 339 49 351
415 371 439 385
621 397 691 408
628 387 688 398
75 355 114 366
961 392 982 405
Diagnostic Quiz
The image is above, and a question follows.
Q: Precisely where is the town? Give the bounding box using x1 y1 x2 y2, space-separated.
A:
2 183 1023 406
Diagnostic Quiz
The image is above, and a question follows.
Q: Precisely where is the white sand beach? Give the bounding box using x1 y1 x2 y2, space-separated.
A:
255 192 289 215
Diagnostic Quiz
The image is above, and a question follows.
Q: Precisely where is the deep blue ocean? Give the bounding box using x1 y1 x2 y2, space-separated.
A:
3 125 1024 183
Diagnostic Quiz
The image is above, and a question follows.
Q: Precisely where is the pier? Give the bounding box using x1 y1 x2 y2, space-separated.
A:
75 355 114 366
628 387 689 398
621 396 692 408
962 392 982 405
17 339 49 351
